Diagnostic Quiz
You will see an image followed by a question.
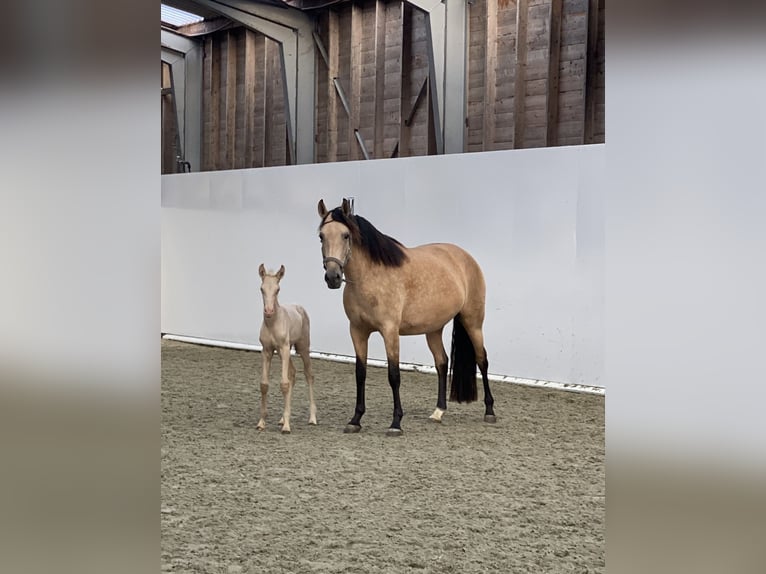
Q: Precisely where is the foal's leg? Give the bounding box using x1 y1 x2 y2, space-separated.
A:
381 326 404 436
425 329 448 422
296 343 317 425
278 345 296 434
345 324 370 433
257 348 274 430
465 325 496 423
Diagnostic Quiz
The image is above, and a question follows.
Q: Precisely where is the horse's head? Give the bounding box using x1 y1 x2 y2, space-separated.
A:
258 263 285 317
317 198 356 289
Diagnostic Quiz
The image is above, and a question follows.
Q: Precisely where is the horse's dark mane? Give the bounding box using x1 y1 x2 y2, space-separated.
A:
323 207 408 267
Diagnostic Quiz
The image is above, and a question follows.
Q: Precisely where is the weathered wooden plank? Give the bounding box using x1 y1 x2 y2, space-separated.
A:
243 30 256 167
234 30 246 169
484 0 498 150
349 2 362 160
547 0 562 145
514 0 528 148
384 0 402 158
225 30 237 169
399 2 411 157
253 35 265 168
272 41 287 166
263 39 273 167
328 9 339 162
583 0 600 144
202 36 215 170
465 0 485 152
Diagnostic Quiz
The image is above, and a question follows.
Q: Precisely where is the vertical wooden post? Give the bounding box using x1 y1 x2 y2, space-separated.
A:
399 2 411 157
263 39 272 167
349 3 363 160
328 10 339 162
203 36 216 171
234 30 246 169
583 0 600 144
244 30 256 168
225 30 237 168
483 0 497 151
546 0 562 147
514 0 528 149
373 0 386 159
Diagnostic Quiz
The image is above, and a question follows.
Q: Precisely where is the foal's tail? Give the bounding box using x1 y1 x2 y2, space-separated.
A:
449 314 478 403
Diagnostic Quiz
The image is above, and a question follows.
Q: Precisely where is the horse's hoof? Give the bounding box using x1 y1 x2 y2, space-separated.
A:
343 424 362 434
385 428 403 437
429 408 445 423
308 419 317 426
484 414 497 423
281 427 291 434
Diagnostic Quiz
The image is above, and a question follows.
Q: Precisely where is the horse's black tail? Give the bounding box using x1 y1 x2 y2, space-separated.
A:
449 314 478 403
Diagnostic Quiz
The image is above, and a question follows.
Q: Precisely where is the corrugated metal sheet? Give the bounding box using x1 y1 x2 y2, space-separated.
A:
161 4 205 27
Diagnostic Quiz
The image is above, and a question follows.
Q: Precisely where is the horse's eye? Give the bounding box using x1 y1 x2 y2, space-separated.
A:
342 232 350 240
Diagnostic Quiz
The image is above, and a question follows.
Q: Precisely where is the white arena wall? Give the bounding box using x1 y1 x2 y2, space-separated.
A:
162 144 604 390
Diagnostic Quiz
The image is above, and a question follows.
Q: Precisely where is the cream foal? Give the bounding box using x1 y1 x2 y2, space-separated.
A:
257 264 317 433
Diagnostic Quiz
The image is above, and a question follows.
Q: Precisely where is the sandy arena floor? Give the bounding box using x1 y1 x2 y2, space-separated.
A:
161 340 604 573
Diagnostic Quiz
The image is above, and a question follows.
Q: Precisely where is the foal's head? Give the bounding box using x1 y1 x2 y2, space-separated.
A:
258 263 285 318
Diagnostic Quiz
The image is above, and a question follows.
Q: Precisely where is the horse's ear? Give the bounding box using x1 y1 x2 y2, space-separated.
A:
341 198 351 217
277 265 285 279
317 199 328 218
258 263 266 278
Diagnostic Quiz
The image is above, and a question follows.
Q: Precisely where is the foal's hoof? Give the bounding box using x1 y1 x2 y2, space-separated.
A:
484 414 497 423
385 428 403 437
343 424 362 434
281 428 291 434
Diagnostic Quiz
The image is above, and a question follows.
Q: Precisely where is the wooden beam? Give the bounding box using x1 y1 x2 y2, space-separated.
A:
349 3 362 160
244 30 256 168
399 2 412 157
312 31 330 70
225 30 237 168
546 0 562 146
175 17 233 37
514 0 528 149
327 10 339 162
404 76 428 126
583 0 601 144
373 0 386 159
263 39 272 167
234 30 246 169
207 36 220 170
483 0 498 151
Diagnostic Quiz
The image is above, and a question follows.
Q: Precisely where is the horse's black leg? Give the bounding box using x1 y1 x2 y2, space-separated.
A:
426 330 448 422
479 349 496 422
387 361 404 435
344 356 366 432
382 330 404 436
436 362 448 411
345 326 369 433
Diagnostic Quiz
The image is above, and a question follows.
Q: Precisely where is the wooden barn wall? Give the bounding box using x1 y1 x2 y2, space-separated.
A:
189 0 604 170
467 0 605 151
201 27 288 171
315 1 435 163
161 62 180 175
315 0 603 162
